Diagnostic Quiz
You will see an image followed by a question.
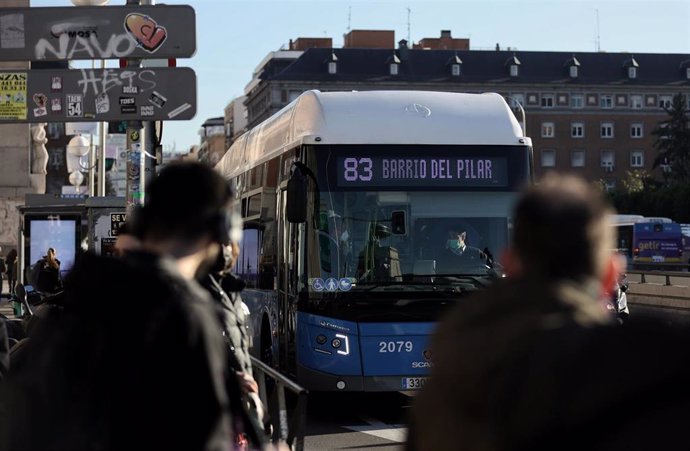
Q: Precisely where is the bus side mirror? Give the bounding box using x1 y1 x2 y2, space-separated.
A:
391 210 406 235
286 175 307 223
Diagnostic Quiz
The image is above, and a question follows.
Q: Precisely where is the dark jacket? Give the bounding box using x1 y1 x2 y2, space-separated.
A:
204 273 252 374
408 276 690 451
32 257 62 294
0 251 233 451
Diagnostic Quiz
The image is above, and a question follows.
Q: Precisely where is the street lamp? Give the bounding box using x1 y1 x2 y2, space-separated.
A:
68 170 85 194
66 134 90 158
67 134 97 195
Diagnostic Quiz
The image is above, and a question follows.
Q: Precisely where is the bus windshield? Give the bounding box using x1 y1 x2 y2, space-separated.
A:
307 144 530 289
313 190 512 285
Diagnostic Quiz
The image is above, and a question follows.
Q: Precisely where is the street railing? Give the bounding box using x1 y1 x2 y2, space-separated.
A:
251 356 308 451
627 269 690 286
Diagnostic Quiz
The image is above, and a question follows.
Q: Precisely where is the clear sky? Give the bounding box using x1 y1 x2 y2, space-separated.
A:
30 0 690 153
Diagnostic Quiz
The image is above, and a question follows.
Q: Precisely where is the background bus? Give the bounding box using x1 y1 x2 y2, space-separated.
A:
216 90 533 391
611 215 685 270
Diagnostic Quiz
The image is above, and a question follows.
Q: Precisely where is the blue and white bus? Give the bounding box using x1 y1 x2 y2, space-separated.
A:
216 90 533 391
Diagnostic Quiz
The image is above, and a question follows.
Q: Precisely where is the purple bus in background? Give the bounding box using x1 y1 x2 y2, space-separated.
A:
633 220 685 270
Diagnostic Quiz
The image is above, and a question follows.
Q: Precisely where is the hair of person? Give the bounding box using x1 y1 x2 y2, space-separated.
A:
6 249 17 262
134 162 235 246
512 173 615 281
46 247 59 269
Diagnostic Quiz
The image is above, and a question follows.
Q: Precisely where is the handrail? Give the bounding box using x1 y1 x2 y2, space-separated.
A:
251 356 308 451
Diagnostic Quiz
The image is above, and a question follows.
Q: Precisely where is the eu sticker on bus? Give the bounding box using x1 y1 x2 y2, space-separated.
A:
402 377 428 390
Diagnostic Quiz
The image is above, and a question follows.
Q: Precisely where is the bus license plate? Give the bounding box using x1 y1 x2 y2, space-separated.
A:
652 255 665 263
402 377 428 390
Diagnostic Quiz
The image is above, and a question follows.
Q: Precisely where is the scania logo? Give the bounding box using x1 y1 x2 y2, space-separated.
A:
423 349 433 361
411 361 432 368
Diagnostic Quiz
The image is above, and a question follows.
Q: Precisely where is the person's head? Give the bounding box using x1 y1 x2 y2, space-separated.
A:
446 230 467 250
502 173 620 290
132 162 236 279
46 247 59 268
7 249 17 261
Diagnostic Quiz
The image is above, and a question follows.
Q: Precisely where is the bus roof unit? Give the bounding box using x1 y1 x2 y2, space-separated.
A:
217 90 530 178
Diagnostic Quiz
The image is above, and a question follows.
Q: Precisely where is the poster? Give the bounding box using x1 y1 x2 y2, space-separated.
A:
0 72 27 120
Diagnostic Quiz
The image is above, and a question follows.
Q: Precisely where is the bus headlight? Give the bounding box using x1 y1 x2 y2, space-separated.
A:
334 334 349 356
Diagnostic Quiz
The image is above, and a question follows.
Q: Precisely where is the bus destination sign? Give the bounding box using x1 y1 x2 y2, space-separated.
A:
336 156 509 188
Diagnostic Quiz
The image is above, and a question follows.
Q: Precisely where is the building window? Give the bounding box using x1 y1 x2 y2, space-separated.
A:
569 66 578 78
602 179 616 192
571 150 585 167
646 95 656 106
527 94 538 105
571 122 584 138
601 122 614 138
451 64 461 76
328 62 337 74
601 150 615 172
630 151 644 167
541 94 554 108
659 95 672 109
541 122 555 138
390 63 399 75
630 95 643 109
571 94 584 108
600 95 613 109
510 64 519 77
630 123 643 138
587 95 598 105
541 150 555 167
628 67 637 79
686 67 690 79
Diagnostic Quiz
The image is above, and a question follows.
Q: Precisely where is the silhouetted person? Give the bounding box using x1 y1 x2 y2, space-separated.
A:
4 249 17 296
408 174 690 451
32 247 62 294
1 162 238 451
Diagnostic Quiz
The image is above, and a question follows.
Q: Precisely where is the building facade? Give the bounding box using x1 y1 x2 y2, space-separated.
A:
243 30 690 189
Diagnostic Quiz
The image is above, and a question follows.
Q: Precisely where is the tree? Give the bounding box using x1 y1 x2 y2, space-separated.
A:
651 93 690 184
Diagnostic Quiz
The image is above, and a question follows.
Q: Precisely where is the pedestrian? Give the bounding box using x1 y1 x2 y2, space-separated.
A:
31 247 62 294
201 240 269 449
4 249 17 297
0 162 239 451
407 173 690 451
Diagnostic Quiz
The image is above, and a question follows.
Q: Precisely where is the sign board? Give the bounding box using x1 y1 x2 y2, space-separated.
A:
0 5 196 61
0 67 196 122
110 212 127 236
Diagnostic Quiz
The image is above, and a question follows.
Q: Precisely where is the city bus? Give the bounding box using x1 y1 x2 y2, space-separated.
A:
216 90 533 391
610 215 685 270
633 219 684 270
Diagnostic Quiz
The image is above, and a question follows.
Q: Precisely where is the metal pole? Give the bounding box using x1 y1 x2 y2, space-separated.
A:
88 133 95 196
98 59 107 196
